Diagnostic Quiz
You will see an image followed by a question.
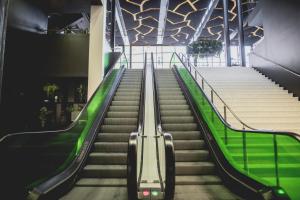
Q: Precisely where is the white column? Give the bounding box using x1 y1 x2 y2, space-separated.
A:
88 3 106 99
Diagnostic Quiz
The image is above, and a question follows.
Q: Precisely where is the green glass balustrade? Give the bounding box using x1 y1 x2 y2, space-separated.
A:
172 56 300 200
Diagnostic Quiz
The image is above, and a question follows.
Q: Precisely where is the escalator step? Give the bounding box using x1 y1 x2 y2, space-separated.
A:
109 105 139 112
175 175 222 185
88 153 127 165
93 142 128 152
76 178 127 187
106 111 138 118
82 165 127 178
163 123 198 131
104 118 137 125
170 131 202 140
176 162 215 175
175 150 209 162
111 100 139 106
161 116 194 123
174 140 205 150
97 133 129 142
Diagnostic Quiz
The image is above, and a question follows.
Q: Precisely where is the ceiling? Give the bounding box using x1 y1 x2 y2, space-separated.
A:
116 0 264 46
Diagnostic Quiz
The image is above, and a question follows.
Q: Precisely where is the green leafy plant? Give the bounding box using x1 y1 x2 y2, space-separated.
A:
43 83 59 98
187 39 223 66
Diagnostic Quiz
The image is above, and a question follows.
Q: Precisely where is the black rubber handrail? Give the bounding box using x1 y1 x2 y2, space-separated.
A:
27 61 127 199
151 53 175 200
251 52 300 78
127 53 147 200
173 52 300 141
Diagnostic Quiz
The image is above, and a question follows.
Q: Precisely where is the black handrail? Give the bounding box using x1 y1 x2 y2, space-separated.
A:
151 53 175 200
173 52 300 141
127 53 147 200
251 52 300 78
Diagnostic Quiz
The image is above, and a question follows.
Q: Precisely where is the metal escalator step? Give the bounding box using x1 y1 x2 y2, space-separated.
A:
162 123 198 131
106 111 138 118
82 165 127 178
97 133 129 142
161 116 194 123
109 105 139 111
93 142 128 152
111 100 139 106
170 131 202 140
113 96 140 101
100 125 136 133
174 140 205 150
175 175 222 185
88 153 127 165
76 178 127 187
175 150 209 162
160 100 187 105
161 110 192 116
159 95 185 100
160 105 189 110
104 118 137 125
176 162 215 175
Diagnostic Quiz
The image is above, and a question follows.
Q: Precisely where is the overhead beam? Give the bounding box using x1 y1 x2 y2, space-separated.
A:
115 0 130 45
237 0 246 66
0 0 9 104
110 0 116 50
223 0 232 66
157 0 169 44
189 0 219 44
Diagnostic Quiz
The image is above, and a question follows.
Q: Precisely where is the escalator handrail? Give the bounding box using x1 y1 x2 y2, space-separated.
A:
0 53 127 143
151 53 175 199
172 52 300 141
28 66 126 199
128 53 147 200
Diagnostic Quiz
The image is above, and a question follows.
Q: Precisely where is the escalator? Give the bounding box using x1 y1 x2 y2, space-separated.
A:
155 69 240 200
61 69 143 200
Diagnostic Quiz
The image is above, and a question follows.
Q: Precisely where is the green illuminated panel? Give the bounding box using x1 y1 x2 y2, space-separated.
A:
176 66 300 200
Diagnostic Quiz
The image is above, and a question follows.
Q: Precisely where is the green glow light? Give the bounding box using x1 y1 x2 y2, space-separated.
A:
152 191 159 196
277 189 285 195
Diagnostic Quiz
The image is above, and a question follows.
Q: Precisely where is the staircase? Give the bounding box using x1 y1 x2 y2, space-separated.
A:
155 69 240 200
197 67 300 133
61 69 143 200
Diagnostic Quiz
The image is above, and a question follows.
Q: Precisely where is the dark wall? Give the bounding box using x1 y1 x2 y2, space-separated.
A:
0 29 89 135
250 0 300 98
252 0 300 74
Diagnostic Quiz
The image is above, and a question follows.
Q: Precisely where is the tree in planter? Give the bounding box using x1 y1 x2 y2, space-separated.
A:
43 83 59 101
187 39 223 66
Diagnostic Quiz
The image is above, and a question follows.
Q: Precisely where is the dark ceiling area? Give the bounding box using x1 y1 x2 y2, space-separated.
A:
116 0 264 46
7 0 263 46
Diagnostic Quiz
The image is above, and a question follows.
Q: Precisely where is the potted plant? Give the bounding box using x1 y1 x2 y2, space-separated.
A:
187 39 223 66
43 83 59 101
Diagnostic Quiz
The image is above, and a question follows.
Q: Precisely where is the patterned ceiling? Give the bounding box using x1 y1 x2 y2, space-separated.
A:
115 0 264 46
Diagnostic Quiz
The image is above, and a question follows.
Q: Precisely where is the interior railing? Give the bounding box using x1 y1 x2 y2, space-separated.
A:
0 52 128 199
128 53 146 200
152 53 175 200
171 52 300 200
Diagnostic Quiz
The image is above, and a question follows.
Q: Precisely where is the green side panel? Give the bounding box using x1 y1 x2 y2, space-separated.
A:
176 66 300 200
